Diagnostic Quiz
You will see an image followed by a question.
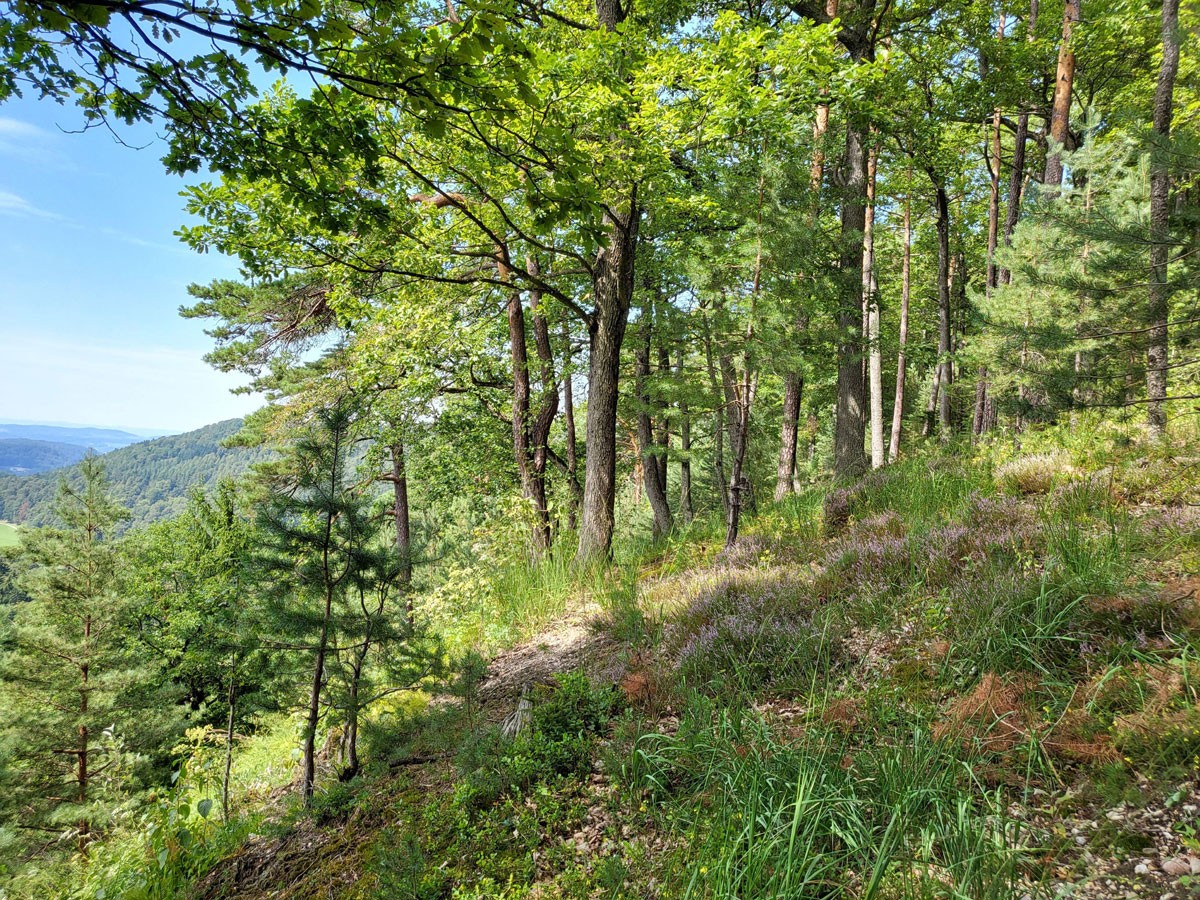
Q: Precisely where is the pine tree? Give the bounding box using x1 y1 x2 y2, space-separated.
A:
0 458 179 855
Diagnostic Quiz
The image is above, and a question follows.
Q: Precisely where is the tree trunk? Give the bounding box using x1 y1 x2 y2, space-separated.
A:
776 374 803 500
725 373 757 547
223 657 237 822
504 254 553 552
576 194 639 565
835 121 869 476
777 37 834 495
561 320 581 530
1147 0 1179 438
1044 0 1080 187
676 348 694 523
702 311 729 515
342 646 365 781
865 147 884 469
972 368 989 440
655 341 671 496
933 180 953 436
635 314 673 539
999 0 1038 287
390 443 412 623
923 363 942 438
526 257 559 547
887 182 911 462
301 585 333 803
78 620 90 854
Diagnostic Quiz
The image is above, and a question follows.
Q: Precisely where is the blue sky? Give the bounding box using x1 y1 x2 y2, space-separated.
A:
0 93 263 434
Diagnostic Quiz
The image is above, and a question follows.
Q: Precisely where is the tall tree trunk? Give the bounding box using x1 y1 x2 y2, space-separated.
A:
343 646 365 780
777 18 835 495
526 257 559 547
835 121 869 476
985 14 1006 299
1044 0 1080 187
1000 0 1037 296
78 619 90 854
635 313 673 539
576 195 639 564
676 348 694 523
575 0 638 564
865 147 884 469
1147 0 1179 438
390 442 412 623
933 180 953 436
561 320 581 530
302 585 333 803
887 181 911 462
725 372 758 547
776 374 803 500
702 311 729 515
923 362 942 438
655 341 671 496
504 264 547 552
223 656 238 822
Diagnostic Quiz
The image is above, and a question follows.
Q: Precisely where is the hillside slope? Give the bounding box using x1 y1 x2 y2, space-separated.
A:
0 423 146 453
0 419 271 527
0 438 90 474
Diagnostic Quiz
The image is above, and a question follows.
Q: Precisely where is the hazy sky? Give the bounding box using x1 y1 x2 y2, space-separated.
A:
0 93 264 434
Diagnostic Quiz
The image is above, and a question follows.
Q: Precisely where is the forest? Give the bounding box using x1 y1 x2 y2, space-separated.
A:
0 0 1197 895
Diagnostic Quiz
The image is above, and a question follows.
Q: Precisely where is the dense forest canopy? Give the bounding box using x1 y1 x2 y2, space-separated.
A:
0 419 272 526
0 0 1197 894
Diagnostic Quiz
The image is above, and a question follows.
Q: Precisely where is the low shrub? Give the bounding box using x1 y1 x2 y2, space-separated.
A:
665 571 839 695
995 451 1072 495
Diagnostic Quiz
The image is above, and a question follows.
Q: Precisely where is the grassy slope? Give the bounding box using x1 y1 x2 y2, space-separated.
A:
0 522 19 548
24 426 1200 900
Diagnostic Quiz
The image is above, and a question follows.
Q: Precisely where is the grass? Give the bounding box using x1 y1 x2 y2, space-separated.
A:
21 420 1200 900
0 521 20 547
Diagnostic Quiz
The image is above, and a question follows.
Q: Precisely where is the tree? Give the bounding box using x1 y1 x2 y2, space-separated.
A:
253 400 415 800
0 459 179 854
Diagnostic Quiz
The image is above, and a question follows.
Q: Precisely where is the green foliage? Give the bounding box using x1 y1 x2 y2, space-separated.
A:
0 419 271 528
455 672 618 816
0 459 182 858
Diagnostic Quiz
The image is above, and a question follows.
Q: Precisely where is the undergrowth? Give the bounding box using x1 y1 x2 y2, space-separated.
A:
55 423 1200 899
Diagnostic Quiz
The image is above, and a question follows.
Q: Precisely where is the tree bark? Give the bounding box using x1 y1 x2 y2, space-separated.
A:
561 320 581 530
390 442 412 623
933 179 953 436
223 656 237 822
301 583 332 802
835 121 869 476
1044 0 1080 187
776 22 834 495
999 0 1038 287
702 311 729 515
865 146 884 469
78 617 90 854
576 194 639 565
776 374 803 500
635 312 673 539
887 182 911 462
676 348 694 523
1147 0 1179 438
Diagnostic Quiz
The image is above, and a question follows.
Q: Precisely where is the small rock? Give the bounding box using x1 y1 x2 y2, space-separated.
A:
1161 855 1193 877
1136 863 1151 875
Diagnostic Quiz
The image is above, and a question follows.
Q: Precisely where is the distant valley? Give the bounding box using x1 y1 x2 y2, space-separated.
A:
0 424 151 472
0 419 273 528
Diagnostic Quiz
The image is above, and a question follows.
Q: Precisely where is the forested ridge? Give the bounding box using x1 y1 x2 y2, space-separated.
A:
0 420 271 527
0 0 1198 895
0 439 90 475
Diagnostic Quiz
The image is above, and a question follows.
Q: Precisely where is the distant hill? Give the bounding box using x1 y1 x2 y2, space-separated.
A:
0 419 272 528
0 423 147 454
0 439 91 474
